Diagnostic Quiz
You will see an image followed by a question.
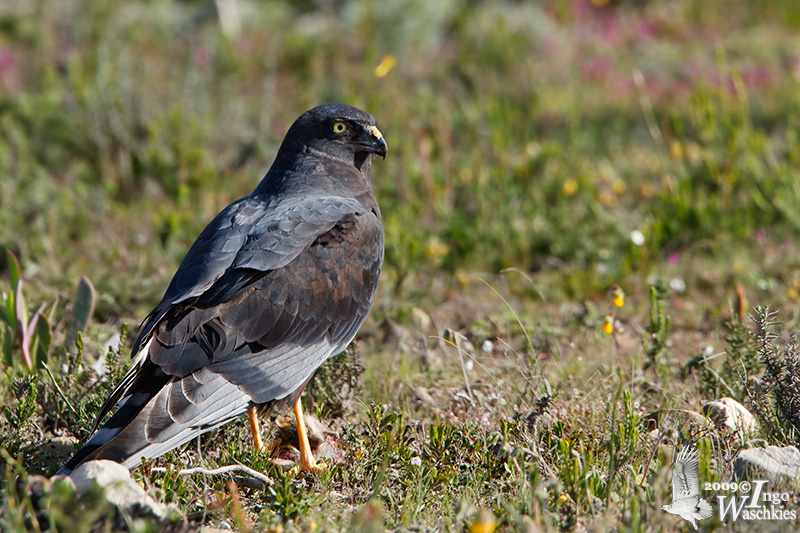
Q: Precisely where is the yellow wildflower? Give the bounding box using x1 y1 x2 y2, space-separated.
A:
602 315 614 335
374 55 396 78
563 179 578 196
424 239 449 262
611 285 625 308
468 510 497 533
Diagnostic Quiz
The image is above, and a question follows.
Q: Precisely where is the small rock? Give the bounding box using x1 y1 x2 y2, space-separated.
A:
101 332 122 356
65 460 171 520
702 397 758 437
733 446 800 483
410 307 432 331
412 386 436 407
90 356 107 377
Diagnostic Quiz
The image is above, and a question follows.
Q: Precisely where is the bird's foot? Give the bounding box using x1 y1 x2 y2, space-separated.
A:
290 458 326 477
266 414 341 475
268 440 326 476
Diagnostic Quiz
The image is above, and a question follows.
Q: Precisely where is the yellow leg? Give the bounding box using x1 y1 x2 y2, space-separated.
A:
293 397 318 472
248 407 265 451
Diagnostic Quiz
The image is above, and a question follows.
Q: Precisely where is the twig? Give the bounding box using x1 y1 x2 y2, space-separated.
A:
641 430 665 488
632 69 664 148
150 464 272 488
475 275 534 355
42 362 77 415
452 331 474 402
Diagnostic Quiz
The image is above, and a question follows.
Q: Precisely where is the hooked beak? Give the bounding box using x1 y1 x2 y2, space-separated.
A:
357 125 388 159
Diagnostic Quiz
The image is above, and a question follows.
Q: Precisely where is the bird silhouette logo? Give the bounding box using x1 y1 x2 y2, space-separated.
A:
662 446 714 529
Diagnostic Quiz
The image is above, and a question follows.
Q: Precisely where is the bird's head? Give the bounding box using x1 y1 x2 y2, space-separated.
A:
281 103 387 166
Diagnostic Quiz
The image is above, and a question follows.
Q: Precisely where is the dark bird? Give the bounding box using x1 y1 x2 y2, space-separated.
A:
57 103 386 475
661 446 713 529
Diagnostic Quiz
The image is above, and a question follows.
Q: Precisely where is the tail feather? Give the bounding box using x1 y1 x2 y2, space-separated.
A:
56 368 256 475
90 341 153 434
56 366 171 475
697 497 713 518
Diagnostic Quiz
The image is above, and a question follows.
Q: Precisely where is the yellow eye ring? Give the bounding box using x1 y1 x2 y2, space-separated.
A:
333 122 348 134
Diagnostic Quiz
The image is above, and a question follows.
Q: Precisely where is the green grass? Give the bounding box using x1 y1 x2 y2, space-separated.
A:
4 0 800 530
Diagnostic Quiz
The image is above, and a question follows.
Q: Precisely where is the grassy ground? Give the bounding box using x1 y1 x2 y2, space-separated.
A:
4 0 800 530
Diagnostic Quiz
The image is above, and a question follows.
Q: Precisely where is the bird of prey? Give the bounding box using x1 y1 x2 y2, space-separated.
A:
57 103 386 475
661 446 713 529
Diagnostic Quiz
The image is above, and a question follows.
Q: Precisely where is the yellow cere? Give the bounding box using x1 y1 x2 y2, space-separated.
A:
370 125 383 140
333 122 347 133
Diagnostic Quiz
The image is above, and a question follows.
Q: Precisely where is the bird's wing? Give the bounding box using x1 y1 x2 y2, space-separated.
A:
59 198 383 473
93 194 378 430
672 446 702 502
131 195 369 352
149 204 384 399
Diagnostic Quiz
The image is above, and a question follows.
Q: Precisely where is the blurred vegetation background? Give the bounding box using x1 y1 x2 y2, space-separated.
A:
5 0 800 530
4 0 800 313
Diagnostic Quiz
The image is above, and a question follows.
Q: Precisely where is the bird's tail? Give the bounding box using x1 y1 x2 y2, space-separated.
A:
55 365 171 475
56 364 255 476
697 497 714 518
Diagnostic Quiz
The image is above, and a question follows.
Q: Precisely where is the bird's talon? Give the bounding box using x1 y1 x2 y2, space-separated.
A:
301 460 325 475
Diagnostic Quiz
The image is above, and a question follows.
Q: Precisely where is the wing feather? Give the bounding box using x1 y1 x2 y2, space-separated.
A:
131 195 369 355
673 447 702 502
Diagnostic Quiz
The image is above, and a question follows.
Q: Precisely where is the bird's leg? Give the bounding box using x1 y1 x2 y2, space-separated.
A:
293 397 320 473
248 407 265 451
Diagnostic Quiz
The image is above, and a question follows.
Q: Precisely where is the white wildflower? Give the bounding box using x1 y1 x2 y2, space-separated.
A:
669 277 686 293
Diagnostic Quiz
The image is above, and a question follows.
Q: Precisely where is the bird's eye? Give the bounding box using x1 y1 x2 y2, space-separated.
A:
332 122 348 134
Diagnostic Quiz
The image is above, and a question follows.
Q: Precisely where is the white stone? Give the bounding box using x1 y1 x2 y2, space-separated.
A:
67 460 171 520
734 446 800 482
702 397 758 437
